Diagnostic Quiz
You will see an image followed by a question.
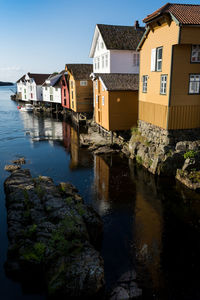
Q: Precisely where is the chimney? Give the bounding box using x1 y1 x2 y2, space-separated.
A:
134 20 139 29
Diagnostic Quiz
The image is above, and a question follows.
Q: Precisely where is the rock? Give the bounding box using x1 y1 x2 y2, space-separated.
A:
94 146 120 155
4 165 21 172
110 287 130 300
4 169 105 298
117 270 137 283
11 157 26 165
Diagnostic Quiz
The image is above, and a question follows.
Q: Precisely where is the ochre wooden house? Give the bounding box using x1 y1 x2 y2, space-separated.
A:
65 64 93 116
92 73 138 131
138 3 200 134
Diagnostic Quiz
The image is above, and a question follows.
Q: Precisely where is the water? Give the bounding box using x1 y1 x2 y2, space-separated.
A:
1 86 200 299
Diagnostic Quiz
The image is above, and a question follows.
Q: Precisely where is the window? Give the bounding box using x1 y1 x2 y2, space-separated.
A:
72 90 74 99
50 87 53 95
102 96 105 106
189 74 200 94
105 54 108 67
101 42 104 49
64 89 66 97
64 99 66 106
45 87 47 91
24 89 26 93
96 95 98 103
72 101 74 109
50 95 53 101
160 75 167 94
156 47 163 71
30 86 32 91
142 75 148 93
24 95 26 99
133 53 140 67
80 81 87 86
151 47 163 71
191 45 200 63
71 81 73 89
102 55 104 68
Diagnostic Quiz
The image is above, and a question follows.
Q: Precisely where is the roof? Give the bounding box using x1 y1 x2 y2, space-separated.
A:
143 3 200 25
65 64 93 80
89 24 145 57
94 73 139 91
97 24 145 50
43 73 63 87
16 73 51 85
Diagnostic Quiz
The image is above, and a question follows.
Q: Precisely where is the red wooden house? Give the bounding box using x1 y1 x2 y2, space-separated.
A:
60 73 70 109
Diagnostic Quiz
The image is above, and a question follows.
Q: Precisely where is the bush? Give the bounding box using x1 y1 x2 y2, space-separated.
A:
183 150 197 160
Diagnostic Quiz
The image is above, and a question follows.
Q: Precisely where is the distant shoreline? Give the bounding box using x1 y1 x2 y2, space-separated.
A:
0 82 14 86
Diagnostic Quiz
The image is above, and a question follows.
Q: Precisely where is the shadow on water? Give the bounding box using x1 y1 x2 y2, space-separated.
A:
1 88 200 299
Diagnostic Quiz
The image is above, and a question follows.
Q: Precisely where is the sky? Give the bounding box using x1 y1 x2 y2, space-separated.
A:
0 0 200 82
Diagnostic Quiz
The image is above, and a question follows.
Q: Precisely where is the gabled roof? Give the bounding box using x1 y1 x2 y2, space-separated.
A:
65 64 93 80
16 73 51 85
93 73 139 91
43 73 63 87
143 3 200 25
89 24 145 57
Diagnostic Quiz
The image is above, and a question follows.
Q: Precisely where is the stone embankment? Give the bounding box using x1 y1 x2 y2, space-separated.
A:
4 168 104 298
129 122 200 190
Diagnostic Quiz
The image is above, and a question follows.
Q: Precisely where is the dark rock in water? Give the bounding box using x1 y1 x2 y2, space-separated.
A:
109 270 142 299
4 165 21 172
4 169 104 298
11 157 26 165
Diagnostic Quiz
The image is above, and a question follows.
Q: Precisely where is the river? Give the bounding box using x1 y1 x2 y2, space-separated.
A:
1 86 200 299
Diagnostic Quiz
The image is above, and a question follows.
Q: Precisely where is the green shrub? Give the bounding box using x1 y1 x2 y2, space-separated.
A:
183 150 197 160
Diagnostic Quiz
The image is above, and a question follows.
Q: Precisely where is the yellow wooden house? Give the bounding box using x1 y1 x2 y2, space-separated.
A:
92 73 139 132
65 64 93 116
137 3 200 134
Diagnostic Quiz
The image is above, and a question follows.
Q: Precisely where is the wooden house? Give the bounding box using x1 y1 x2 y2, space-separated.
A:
16 73 50 103
92 73 139 132
137 3 200 141
60 73 70 109
42 73 62 107
65 64 93 118
89 22 144 74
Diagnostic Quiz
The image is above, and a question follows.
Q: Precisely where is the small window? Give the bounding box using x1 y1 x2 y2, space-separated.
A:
142 75 148 93
64 89 66 97
105 54 108 67
50 95 53 101
45 86 47 91
24 95 26 99
72 101 74 109
102 55 104 68
191 45 200 63
160 75 167 95
102 96 105 106
71 81 73 89
80 81 87 86
189 74 200 94
72 90 74 99
156 47 163 71
30 86 32 91
133 53 140 67
96 95 98 103
24 89 26 93
55 88 58 91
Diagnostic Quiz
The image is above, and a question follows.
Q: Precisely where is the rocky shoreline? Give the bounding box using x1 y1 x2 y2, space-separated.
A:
4 168 105 298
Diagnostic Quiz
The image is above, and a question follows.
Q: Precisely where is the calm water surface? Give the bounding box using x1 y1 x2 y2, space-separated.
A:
1 86 200 299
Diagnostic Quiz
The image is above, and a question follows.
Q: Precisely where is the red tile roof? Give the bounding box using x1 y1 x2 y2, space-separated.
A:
143 3 200 25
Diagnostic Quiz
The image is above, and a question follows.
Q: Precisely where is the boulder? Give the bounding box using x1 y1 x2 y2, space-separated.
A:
4 165 21 172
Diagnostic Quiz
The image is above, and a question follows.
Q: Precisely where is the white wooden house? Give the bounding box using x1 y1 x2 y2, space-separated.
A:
16 73 50 102
89 21 145 74
42 73 62 105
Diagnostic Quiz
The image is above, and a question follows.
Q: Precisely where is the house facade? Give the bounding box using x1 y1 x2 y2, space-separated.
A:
42 74 62 105
92 73 138 131
16 73 50 102
137 3 200 141
65 64 93 114
60 73 70 109
89 22 144 74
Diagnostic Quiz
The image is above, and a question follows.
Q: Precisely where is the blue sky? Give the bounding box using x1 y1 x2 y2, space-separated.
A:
0 0 200 81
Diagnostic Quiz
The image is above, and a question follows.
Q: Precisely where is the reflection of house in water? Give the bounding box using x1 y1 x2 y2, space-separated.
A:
130 163 163 290
19 112 63 143
69 127 93 170
62 121 71 152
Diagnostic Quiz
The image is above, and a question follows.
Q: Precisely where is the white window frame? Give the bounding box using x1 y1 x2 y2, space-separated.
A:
160 75 167 95
105 54 108 68
102 96 105 106
142 75 148 93
191 45 200 63
189 74 200 94
102 55 104 68
133 53 139 67
80 81 87 86
156 47 163 71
